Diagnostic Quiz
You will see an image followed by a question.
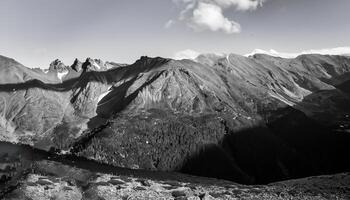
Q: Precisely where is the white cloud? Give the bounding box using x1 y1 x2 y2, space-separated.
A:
164 20 175 29
173 0 264 10
173 49 201 60
209 0 265 10
245 49 298 58
170 0 265 34
301 47 350 56
189 3 241 33
245 47 350 58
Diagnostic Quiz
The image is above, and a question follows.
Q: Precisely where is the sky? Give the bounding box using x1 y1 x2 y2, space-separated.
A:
0 0 350 68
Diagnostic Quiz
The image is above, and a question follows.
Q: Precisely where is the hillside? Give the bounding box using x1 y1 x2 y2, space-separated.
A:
0 53 350 186
1 142 349 200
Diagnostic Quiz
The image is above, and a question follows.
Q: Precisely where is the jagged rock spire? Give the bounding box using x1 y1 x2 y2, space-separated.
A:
49 59 66 71
71 58 82 72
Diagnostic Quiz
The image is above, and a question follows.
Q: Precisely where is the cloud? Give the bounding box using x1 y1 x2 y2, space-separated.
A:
245 47 350 58
173 49 201 60
208 0 265 10
189 3 241 33
170 0 265 34
300 47 350 56
164 20 175 29
245 49 298 58
174 0 264 10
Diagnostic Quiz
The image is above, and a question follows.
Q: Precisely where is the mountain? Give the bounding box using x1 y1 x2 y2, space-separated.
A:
0 53 350 185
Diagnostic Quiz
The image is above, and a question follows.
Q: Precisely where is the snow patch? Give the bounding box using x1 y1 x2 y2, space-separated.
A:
97 86 112 103
92 61 101 70
57 70 68 81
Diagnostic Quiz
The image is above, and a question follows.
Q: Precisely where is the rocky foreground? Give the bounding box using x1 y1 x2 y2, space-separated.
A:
2 159 350 200
1 142 349 199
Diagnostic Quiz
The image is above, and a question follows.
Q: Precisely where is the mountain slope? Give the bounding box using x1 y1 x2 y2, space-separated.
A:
0 53 350 184
1 142 350 200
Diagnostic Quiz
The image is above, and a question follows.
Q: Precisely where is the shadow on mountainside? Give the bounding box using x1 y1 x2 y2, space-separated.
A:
336 79 350 94
0 141 235 193
0 57 170 135
68 81 350 185
0 56 169 93
180 88 350 185
0 69 116 92
72 70 166 150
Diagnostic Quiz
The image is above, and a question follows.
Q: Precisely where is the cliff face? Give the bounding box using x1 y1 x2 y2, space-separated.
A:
0 53 350 184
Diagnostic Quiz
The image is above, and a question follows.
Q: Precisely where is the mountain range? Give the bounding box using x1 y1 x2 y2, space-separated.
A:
0 53 350 188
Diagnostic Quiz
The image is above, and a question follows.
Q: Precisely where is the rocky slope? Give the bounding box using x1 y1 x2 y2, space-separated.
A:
0 53 350 186
1 142 350 200
4 168 350 200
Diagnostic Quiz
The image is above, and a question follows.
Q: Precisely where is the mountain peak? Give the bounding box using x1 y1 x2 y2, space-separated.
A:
70 58 82 72
135 56 170 66
49 59 67 71
81 57 106 71
0 55 21 68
